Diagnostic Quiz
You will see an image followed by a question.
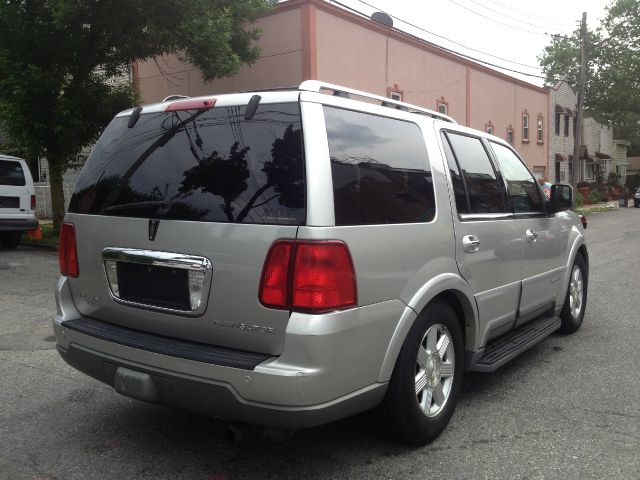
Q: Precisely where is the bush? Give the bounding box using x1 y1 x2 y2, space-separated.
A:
575 191 584 207
589 189 600 204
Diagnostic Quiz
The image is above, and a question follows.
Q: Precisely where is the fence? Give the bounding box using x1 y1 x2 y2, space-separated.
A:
34 182 74 219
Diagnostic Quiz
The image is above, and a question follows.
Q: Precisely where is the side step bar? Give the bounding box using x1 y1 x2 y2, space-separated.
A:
470 315 561 372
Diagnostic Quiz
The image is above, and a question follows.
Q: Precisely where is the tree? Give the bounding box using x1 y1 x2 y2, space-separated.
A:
539 0 640 153
0 0 274 233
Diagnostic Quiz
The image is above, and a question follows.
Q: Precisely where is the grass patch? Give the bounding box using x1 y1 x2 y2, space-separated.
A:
574 205 618 215
22 223 58 247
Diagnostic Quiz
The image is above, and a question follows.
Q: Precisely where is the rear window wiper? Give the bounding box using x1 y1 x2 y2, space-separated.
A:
101 200 169 213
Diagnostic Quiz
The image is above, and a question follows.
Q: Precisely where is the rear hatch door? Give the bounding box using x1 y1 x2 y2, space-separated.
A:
65 95 305 356
0 158 33 218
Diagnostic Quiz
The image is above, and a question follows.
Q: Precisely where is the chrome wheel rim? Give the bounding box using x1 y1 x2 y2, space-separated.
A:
569 265 584 319
415 324 455 417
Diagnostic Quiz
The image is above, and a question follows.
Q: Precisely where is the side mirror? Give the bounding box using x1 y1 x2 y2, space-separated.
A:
549 184 573 213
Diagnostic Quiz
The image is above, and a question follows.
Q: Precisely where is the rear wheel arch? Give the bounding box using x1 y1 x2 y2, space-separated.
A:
430 290 475 352
378 285 478 383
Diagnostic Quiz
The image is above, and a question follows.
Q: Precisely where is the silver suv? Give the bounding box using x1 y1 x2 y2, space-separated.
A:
53 81 588 445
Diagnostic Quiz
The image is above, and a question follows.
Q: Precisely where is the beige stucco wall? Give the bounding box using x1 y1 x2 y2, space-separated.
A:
315 8 547 171
469 69 547 170
136 7 303 104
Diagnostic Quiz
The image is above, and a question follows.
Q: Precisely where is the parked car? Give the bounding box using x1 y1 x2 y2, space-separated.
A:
0 155 38 248
634 187 640 207
53 81 589 445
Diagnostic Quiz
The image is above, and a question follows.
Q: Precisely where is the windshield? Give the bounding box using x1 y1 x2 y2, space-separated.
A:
69 103 305 225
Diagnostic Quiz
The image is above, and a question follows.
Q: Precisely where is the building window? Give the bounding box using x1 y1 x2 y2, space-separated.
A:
522 110 529 142
537 114 544 144
436 96 448 115
585 162 595 180
572 116 577 138
555 111 561 135
387 84 403 103
485 121 494 135
564 114 569 136
506 125 514 145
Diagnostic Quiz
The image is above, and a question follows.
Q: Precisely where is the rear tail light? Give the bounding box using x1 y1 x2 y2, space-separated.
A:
59 223 79 277
30 195 36 210
259 240 357 313
259 241 293 308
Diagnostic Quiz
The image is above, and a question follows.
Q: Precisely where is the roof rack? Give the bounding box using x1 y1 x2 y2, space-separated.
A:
298 80 456 123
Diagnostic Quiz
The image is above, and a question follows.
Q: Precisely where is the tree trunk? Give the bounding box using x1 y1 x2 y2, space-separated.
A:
48 158 66 235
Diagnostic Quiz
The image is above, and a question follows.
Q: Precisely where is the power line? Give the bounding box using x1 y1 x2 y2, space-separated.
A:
354 0 543 71
482 0 578 29
444 0 565 37
466 0 574 32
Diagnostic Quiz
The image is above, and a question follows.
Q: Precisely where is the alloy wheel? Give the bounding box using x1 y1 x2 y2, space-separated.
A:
415 324 455 417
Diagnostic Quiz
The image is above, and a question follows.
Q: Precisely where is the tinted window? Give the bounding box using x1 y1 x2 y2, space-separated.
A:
324 107 435 225
445 133 505 214
441 133 469 213
490 142 543 213
69 103 305 225
0 160 26 186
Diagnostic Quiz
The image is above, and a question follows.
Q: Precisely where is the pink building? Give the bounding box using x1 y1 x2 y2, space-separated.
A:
135 0 549 173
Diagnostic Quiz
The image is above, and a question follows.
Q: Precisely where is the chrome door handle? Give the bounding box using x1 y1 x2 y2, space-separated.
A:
462 235 480 253
525 229 538 243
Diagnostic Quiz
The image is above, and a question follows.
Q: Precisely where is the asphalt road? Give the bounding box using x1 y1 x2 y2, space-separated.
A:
1 209 639 480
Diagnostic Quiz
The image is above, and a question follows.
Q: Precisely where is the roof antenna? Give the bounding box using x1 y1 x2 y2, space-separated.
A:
128 106 143 128
244 95 261 120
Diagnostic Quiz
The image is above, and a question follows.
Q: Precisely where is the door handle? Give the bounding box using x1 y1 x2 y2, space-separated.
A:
462 235 480 253
525 229 538 243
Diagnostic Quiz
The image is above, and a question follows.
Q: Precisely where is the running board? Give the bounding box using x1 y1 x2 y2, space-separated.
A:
470 315 561 372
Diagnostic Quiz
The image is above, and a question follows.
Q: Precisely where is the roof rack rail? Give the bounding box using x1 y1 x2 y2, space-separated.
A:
298 80 456 123
162 94 190 102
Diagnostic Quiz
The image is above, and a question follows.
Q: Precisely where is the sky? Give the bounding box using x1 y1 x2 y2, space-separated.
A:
329 0 612 87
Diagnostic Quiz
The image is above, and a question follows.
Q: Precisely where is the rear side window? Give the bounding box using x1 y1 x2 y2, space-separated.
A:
69 103 305 225
324 107 435 225
0 160 26 186
443 132 505 214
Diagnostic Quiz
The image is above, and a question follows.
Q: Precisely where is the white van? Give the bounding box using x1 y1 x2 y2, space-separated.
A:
0 155 38 248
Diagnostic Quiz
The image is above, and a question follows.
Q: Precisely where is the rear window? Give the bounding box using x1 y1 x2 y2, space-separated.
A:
324 107 435 226
0 160 26 186
69 103 305 225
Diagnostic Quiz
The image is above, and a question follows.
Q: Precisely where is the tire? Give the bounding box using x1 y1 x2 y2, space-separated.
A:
0 232 21 248
379 300 463 445
559 254 588 334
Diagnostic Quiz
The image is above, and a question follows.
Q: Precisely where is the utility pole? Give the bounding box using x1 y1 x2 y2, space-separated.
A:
571 12 587 190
